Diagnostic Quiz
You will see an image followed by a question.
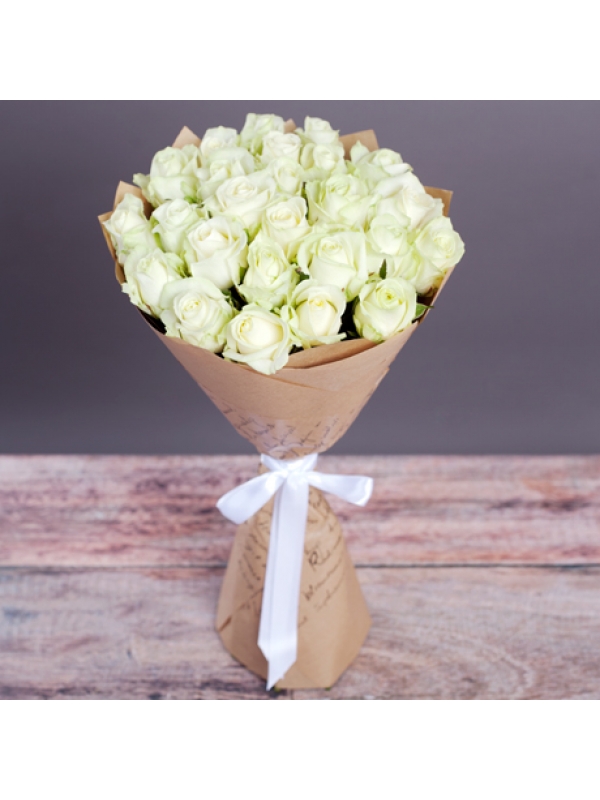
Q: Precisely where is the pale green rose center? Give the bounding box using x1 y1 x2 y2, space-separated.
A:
298 297 337 336
155 152 186 177
209 159 233 178
237 316 282 350
134 253 169 279
114 209 143 233
229 179 256 200
318 238 347 264
405 189 434 211
259 253 284 280
191 227 230 258
306 118 331 133
433 232 454 256
372 225 405 254
276 164 294 179
203 139 229 157
314 147 336 169
174 293 212 327
269 207 299 228
329 178 354 198
372 150 400 168
375 286 404 310
167 206 193 227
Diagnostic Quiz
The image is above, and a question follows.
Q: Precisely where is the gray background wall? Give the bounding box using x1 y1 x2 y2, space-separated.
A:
1 101 598 455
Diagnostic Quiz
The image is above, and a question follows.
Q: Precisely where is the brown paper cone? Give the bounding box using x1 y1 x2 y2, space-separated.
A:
216 477 371 689
99 125 455 688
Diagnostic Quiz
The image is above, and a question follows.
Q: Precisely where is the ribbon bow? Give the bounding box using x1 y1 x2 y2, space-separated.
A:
216 453 373 689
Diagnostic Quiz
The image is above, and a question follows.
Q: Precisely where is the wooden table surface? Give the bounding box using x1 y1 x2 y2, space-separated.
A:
1 455 599 700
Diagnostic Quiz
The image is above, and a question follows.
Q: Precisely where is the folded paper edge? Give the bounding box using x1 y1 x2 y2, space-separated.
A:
340 129 378 156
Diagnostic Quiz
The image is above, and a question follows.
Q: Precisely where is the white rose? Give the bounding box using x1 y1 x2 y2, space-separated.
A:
223 305 292 375
205 170 279 234
349 142 410 190
306 173 375 230
103 194 157 262
151 199 204 256
377 171 443 230
296 229 369 300
299 141 346 181
196 146 255 200
122 249 184 316
414 216 465 271
238 238 298 310
260 196 310 257
199 127 238 163
159 277 234 353
239 113 285 154
385 245 444 296
354 277 417 342
133 145 200 206
297 116 340 146
260 131 302 164
184 216 248 291
365 213 411 275
286 280 346 347
266 157 305 196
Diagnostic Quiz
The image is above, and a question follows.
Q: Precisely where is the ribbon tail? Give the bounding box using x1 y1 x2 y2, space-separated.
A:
258 477 309 689
307 472 374 507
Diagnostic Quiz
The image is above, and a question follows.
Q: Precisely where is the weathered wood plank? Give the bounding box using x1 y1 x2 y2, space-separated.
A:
297 566 600 700
1 456 599 566
0 567 288 700
1 565 599 700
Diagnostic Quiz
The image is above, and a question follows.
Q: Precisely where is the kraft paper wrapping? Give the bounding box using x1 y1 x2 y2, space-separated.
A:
216 478 371 689
99 123 454 689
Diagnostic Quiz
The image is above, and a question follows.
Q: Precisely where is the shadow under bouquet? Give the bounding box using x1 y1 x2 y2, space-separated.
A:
99 113 464 690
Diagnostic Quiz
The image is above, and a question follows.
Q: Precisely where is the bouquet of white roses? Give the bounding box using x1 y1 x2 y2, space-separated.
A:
99 113 464 691
103 113 463 376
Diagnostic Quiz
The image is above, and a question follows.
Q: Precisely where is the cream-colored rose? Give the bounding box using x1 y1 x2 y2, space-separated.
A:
296 116 340 146
286 280 346 347
260 196 310 257
223 305 292 375
196 146 255 200
306 173 375 230
183 216 247 291
151 199 204 255
414 216 465 271
159 277 234 353
377 171 443 230
204 170 278 234
349 142 410 190
239 113 285 155
365 213 411 275
299 141 346 182
260 131 302 164
266 157 305 196
133 145 200 206
199 127 238 163
122 249 185 316
385 245 444 296
103 194 157 262
354 277 417 342
238 238 298 309
296 229 369 300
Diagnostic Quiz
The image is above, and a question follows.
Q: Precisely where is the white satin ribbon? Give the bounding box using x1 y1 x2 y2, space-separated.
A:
216 453 373 689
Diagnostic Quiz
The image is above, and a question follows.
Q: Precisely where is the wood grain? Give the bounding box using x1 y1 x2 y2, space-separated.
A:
0 567 288 700
1 566 598 700
297 566 600 699
1 455 599 567
1 455 599 699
